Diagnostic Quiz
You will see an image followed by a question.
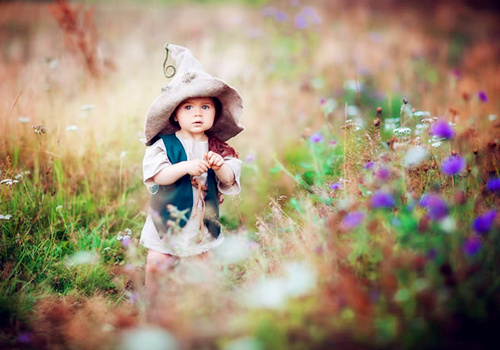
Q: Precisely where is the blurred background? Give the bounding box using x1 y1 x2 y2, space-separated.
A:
1 0 499 349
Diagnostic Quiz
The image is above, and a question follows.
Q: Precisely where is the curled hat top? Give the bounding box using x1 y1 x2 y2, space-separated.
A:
144 44 244 146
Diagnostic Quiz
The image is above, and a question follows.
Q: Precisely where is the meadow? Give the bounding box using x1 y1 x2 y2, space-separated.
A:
1 0 499 349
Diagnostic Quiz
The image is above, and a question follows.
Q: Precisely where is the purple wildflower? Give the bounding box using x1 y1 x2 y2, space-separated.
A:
430 119 455 139
486 178 500 192
441 155 465 175
262 6 277 17
426 248 437 260
309 132 323 143
364 161 375 170
319 97 326 104
463 236 481 256
17 332 31 343
478 90 488 103
121 236 132 248
245 154 256 163
472 210 497 234
330 182 341 190
302 6 321 25
294 14 307 29
420 194 449 221
294 6 320 29
375 167 390 181
371 191 395 208
275 11 287 22
342 212 365 230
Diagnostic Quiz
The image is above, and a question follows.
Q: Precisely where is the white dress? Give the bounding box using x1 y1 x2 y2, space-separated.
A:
139 133 242 257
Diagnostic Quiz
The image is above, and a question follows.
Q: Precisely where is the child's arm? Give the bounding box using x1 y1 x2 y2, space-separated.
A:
153 159 210 185
205 151 235 186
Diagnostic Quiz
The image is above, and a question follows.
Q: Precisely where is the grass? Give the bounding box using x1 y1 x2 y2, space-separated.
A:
1 0 500 349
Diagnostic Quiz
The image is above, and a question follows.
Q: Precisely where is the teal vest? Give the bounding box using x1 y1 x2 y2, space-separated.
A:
150 133 220 238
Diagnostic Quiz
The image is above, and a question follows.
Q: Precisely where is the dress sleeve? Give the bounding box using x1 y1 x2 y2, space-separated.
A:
217 157 242 195
142 139 171 194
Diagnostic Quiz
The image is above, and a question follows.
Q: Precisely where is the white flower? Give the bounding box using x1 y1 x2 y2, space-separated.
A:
343 79 363 91
245 261 317 309
49 59 58 69
1 179 19 186
346 105 360 117
66 251 99 266
66 125 78 131
412 111 431 117
403 146 429 167
393 127 411 136
214 234 251 264
18 117 30 123
116 228 132 241
120 151 127 158
0 214 12 220
440 216 456 233
120 326 179 350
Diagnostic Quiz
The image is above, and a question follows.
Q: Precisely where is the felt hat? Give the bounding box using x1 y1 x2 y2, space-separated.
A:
144 44 244 146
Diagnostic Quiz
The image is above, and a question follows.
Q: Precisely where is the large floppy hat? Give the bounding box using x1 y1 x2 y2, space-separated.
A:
144 44 244 146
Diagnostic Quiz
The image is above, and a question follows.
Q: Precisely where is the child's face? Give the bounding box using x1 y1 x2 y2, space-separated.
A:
173 97 216 138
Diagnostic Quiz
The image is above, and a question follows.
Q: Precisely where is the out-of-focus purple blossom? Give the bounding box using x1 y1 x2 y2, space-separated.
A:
441 155 465 175
430 119 455 139
371 191 395 208
487 178 500 192
309 132 323 143
127 292 139 304
275 11 287 22
370 290 380 302
472 210 497 234
329 140 337 146
245 154 256 163
463 236 481 256
452 69 461 79
263 6 277 17
294 14 307 29
319 98 326 104
342 212 365 230
121 236 132 248
17 332 31 343
420 194 449 221
369 32 382 43
478 90 488 103
294 6 321 29
375 167 390 181
248 241 260 250
330 182 342 190
426 248 437 260
364 161 375 170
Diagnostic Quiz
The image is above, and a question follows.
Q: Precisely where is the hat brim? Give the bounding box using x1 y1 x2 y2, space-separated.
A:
145 77 244 145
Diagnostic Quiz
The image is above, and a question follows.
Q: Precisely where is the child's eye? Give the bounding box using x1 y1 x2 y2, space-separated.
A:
202 105 210 110
184 105 192 110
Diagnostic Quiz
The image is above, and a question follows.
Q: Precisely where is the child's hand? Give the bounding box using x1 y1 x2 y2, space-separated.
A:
184 159 210 176
205 151 224 171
